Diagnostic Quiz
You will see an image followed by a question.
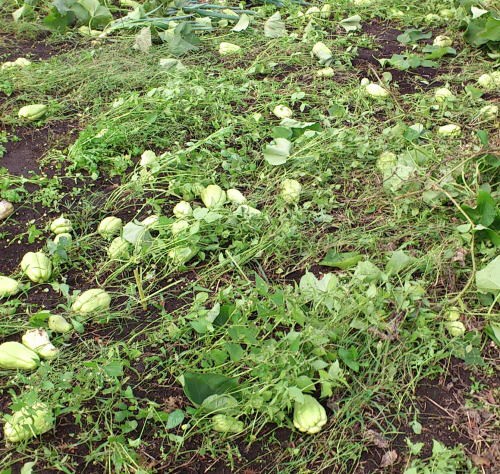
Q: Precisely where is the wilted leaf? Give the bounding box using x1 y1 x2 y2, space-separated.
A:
471 454 491 467
133 27 152 53
263 138 292 165
320 250 363 269
232 14 250 32
158 58 186 72
20 462 36 474
422 45 457 59
364 429 389 448
339 15 361 32
397 29 432 44
264 12 286 38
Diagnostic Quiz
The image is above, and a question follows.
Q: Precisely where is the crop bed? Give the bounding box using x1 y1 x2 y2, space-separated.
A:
0 1 499 473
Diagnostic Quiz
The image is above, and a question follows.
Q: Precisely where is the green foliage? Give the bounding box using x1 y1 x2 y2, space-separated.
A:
1 0 498 472
44 0 112 31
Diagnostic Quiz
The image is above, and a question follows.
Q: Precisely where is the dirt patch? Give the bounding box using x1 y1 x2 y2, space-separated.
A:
1 121 78 177
353 22 443 94
0 200 48 275
357 358 499 473
0 120 79 277
0 33 71 62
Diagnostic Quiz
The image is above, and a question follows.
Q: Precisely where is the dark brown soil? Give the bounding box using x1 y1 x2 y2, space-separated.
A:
0 120 79 277
1 122 78 177
0 33 71 62
357 358 499 473
354 22 443 94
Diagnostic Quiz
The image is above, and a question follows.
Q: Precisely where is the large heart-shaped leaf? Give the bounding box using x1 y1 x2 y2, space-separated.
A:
182 372 239 405
476 256 500 294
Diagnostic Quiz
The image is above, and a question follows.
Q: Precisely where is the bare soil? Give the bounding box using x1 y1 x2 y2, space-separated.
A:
0 33 73 62
353 21 442 94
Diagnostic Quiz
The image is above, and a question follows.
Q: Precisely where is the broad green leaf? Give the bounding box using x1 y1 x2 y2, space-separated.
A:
123 221 152 247
338 347 359 372
320 250 363 269
200 394 239 414
386 250 415 274
264 12 286 38
182 372 239 405
79 0 102 16
166 409 185 429
485 323 500 346
166 23 200 56
224 342 244 362
52 0 75 15
263 137 292 165
287 386 305 403
476 256 500 294
464 13 500 47
299 272 338 298
422 45 457 59
76 0 112 28
462 190 498 227
104 360 123 377
272 126 293 139
43 7 75 31
193 207 209 220
279 118 321 137
354 261 383 283
397 29 432 44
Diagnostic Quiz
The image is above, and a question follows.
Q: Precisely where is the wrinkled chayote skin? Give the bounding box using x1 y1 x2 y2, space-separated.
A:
18 104 47 121
108 237 130 260
98 216 123 238
293 394 327 434
211 414 244 433
3 402 54 442
0 276 20 298
50 217 73 234
72 289 111 314
20 252 52 283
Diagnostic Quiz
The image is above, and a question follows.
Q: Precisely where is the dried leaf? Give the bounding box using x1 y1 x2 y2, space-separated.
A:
364 429 390 448
380 450 398 468
470 454 491 467
264 12 286 38
133 27 152 53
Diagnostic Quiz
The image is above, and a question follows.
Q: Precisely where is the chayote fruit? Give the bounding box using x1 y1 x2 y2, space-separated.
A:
20 252 52 283
72 289 111 314
293 394 327 434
